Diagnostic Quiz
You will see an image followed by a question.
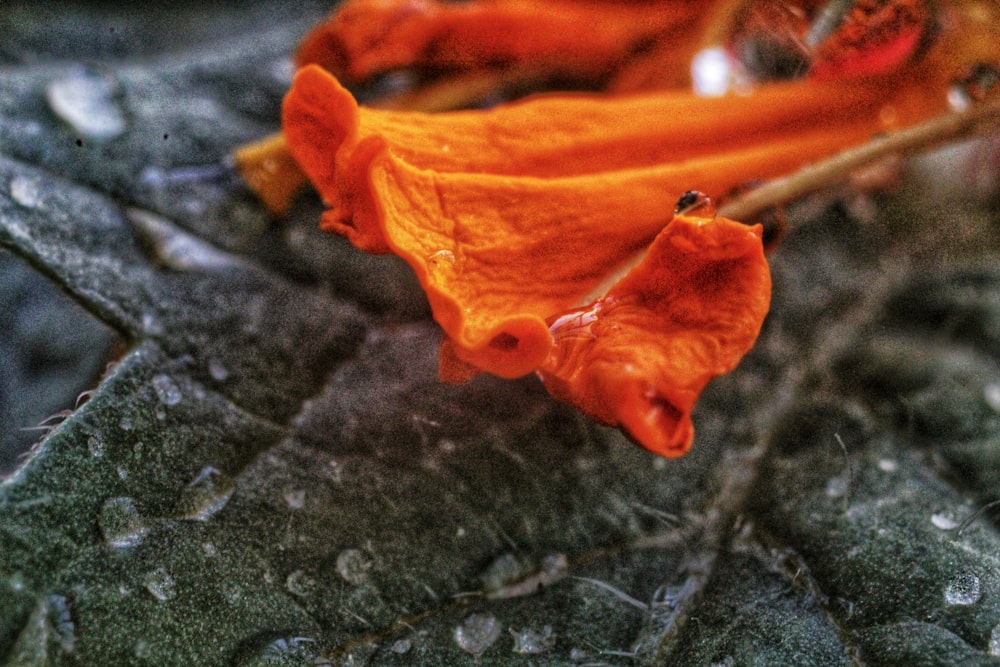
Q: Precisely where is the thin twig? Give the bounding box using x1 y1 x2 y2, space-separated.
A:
718 93 1000 221
580 95 1000 306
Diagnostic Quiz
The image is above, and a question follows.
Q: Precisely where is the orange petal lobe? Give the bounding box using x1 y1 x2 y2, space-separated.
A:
538 215 771 457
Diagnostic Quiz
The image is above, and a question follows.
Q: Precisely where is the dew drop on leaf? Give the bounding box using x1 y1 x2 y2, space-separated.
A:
943 573 981 606
176 466 235 521
285 570 316 597
989 623 1000 656
45 66 126 141
86 435 104 458
208 358 229 382
454 613 501 656
9 175 42 209
98 497 148 548
246 636 322 666
479 553 532 591
825 475 848 499
391 638 412 654
143 567 176 602
126 208 243 272
930 512 959 530
877 458 898 473
510 625 555 654
283 489 306 510
984 382 1000 413
152 374 183 406
336 549 373 585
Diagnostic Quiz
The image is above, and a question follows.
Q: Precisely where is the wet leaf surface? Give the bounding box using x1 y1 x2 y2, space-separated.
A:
2 3 1000 665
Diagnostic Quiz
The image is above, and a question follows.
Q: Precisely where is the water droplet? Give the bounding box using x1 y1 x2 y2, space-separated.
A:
86 435 104 458
143 567 176 602
250 636 320 664
825 474 849 499
117 466 129 481
948 63 1000 111
943 573 981 606
134 639 150 659
877 458 898 473
548 303 601 342
154 404 167 421
9 175 43 208
208 358 229 382
454 613 500 656
480 553 533 591
176 466 235 521
141 312 164 336
202 542 218 557
984 382 1000 413
45 66 126 141
336 549 373 585
152 374 182 406
391 638 412 654
426 249 457 276
269 57 296 86
285 570 316 597
283 489 306 510
99 497 148 548
126 208 243 272
8 572 25 593
510 625 554 654
988 623 1000 656
119 416 133 432
930 512 959 530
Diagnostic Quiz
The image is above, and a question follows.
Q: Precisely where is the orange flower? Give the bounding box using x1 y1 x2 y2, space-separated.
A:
241 0 1000 456
295 0 708 90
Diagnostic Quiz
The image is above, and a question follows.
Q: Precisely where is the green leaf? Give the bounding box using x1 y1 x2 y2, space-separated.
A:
2 3 1000 665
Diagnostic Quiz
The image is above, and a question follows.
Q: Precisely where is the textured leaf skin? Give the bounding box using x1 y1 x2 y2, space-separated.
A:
2 3 1000 666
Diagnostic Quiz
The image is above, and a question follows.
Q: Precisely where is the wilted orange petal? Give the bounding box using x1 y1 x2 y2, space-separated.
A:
286 64 945 183
282 64 954 379
283 63 947 250
296 0 703 87
232 132 308 215
538 214 770 457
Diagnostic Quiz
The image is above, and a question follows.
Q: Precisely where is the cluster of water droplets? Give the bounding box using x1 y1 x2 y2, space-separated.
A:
152 373 182 410
246 636 328 667
8 594 76 663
